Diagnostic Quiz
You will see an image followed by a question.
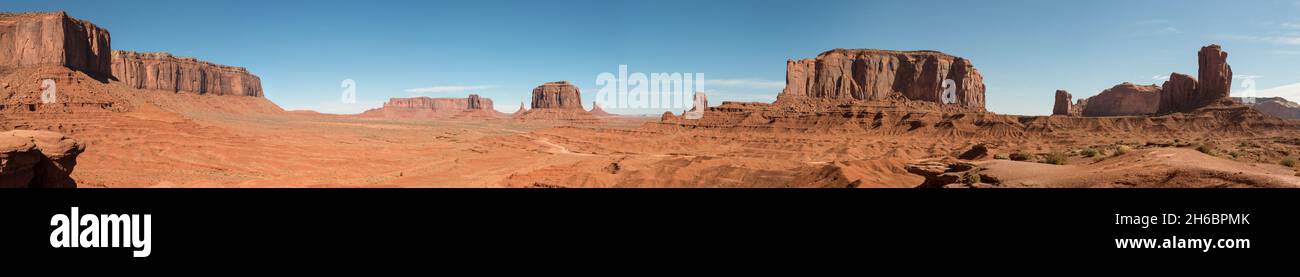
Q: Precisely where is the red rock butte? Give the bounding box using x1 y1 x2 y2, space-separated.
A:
1061 44 1235 117
530 81 583 109
780 48 985 110
516 81 597 121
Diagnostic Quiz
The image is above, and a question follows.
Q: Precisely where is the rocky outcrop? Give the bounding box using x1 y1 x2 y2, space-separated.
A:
589 101 613 117
110 51 263 97
1234 97 1300 119
905 158 990 188
531 81 583 109
517 81 596 122
780 49 985 110
1081 83 1162 117
0 12 112 80
1052 90 1075 116
1158 73 1198 114
1197 45 1232 104
0 130 83 188
359 95 496 119
1074 45 1234 117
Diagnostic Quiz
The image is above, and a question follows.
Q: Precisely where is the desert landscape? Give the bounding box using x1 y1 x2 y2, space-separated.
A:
4 12 1300 188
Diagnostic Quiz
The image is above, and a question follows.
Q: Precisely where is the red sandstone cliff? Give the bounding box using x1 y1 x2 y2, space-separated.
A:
0 12 112 79
1081 83 1162 117
780 49 985 110
1197 45 1232 104
111 51 263 97
1071 45 1235 117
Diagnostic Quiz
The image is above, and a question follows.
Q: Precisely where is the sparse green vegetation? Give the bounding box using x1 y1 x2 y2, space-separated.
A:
1281 157 1297 168
1043 151 1068 165
993 154 1009 160
966 174 981 185
1081 148 1100 158
1195 143 1214 155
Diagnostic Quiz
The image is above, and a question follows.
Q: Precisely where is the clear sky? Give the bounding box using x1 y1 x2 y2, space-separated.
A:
9 0 1300 115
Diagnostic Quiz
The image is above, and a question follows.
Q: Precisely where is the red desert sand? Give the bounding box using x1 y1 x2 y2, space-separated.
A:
4 12 1300 188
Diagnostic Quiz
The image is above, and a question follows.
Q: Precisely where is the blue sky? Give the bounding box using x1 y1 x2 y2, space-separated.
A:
9 0 1300 115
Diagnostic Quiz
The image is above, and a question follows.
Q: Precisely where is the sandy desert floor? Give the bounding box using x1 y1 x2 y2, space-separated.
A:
4 68 1300 188
50 98 1300 188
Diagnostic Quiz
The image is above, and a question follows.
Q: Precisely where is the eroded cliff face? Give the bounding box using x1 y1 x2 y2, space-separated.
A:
1081 83 1162 117
1053 90 1075 116
1197 45 1232 104
780 49 985 110
110 51 263 97
1071 45 1235 117
0 12 112 79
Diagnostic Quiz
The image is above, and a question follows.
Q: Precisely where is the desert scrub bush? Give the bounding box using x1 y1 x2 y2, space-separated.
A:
1009 151 1031 161
993 154 1008 160
1043 151 1068 165
1113 145 1133 156
1281 157 1297 168
1195 143 1214 155
966 174 981 185
1080 148 1100 158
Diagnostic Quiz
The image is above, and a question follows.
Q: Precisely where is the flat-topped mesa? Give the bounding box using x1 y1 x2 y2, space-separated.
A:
531 81 583 109
780 48 986 110
0 12 112 79
111 50 263 97
359 95 495 119
517 81 597 122
1081 82 1161 117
